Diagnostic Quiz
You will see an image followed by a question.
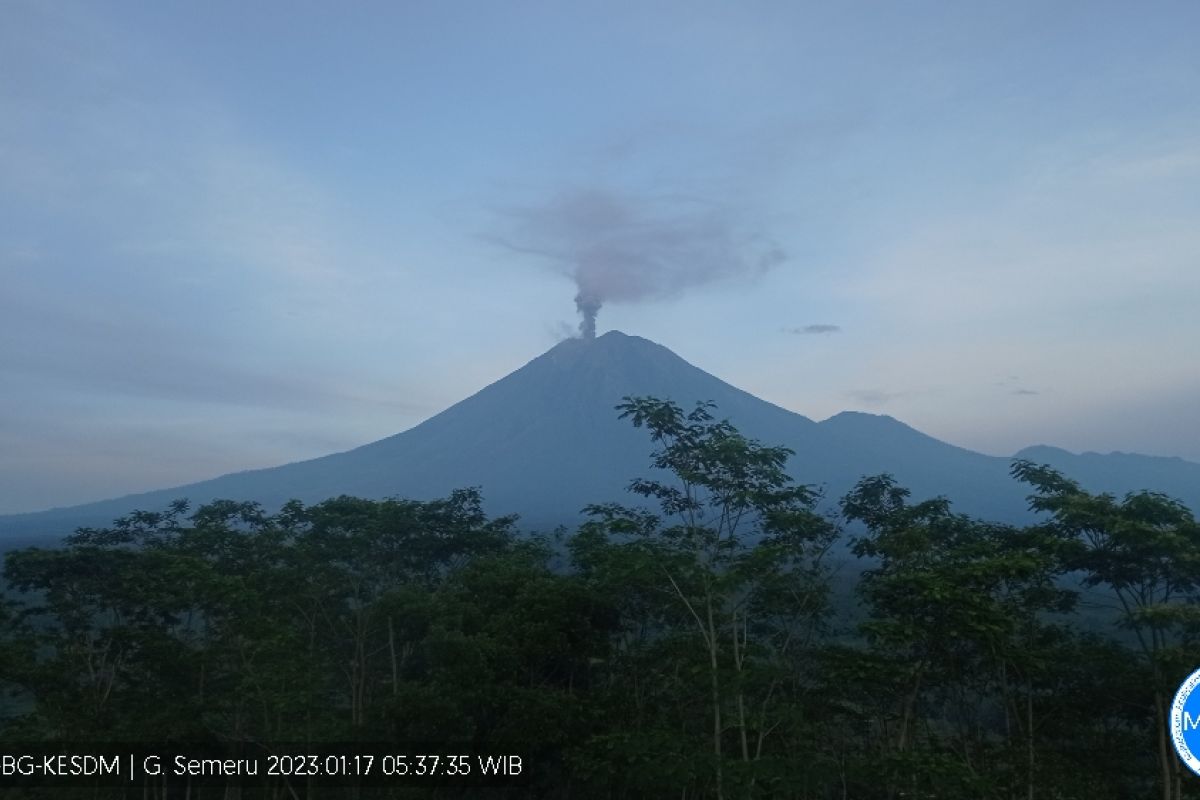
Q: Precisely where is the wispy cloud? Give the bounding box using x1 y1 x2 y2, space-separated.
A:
787 324 841 335
845 389 900 407
1095 144 1200 182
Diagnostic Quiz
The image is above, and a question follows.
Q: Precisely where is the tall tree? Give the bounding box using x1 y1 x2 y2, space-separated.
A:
843 474 1078 799
579 397 839 798
1012 460 1200 800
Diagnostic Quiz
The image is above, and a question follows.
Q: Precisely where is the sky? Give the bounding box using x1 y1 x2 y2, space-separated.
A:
2 0 1198 515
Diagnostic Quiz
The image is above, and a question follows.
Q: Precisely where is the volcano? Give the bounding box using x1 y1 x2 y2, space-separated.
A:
2 330 1198 544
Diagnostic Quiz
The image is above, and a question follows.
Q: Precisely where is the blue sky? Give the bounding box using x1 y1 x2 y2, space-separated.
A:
2 0 1198 514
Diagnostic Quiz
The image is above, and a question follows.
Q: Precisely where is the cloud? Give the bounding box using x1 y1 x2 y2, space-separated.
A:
787 324 841 335
1096 144 1200 182
845 389 900 407
995 376 1038 396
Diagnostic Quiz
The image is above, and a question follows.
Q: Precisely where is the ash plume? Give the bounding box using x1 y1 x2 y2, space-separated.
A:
575 291 601 339
488 187 786 337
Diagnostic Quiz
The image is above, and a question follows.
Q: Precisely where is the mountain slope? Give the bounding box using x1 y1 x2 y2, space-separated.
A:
1 331 1196 544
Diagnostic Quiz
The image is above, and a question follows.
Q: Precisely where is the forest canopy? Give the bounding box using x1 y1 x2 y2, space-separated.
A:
1 397 1198 799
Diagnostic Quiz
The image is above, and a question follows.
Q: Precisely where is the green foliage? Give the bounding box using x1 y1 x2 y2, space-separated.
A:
0 406 1197 798
1012 460 1200 800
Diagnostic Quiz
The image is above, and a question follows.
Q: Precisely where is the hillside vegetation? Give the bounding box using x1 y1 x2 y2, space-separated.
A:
2 398 1198 799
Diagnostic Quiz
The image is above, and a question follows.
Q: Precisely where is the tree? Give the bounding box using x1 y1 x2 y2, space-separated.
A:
577 397 839 798
1012 460 1200 800
842 474 1078 799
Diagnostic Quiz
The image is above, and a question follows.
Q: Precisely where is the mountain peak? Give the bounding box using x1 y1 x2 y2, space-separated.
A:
547 328 651 353
532 329 690 379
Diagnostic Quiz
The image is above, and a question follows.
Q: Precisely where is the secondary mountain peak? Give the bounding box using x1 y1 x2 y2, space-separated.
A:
818 410 965 453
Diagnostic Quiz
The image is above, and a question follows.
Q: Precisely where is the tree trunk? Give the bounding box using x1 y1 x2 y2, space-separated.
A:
706 595 724 800
732 607 750 763
388 615 399 697
897 667 923 753
1155 687 1171 800
1026 682 1035 800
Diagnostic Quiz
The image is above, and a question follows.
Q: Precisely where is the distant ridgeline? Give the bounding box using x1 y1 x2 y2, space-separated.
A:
2 331 1197 548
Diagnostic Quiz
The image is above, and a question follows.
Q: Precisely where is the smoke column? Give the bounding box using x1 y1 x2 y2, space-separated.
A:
575 291 601 339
